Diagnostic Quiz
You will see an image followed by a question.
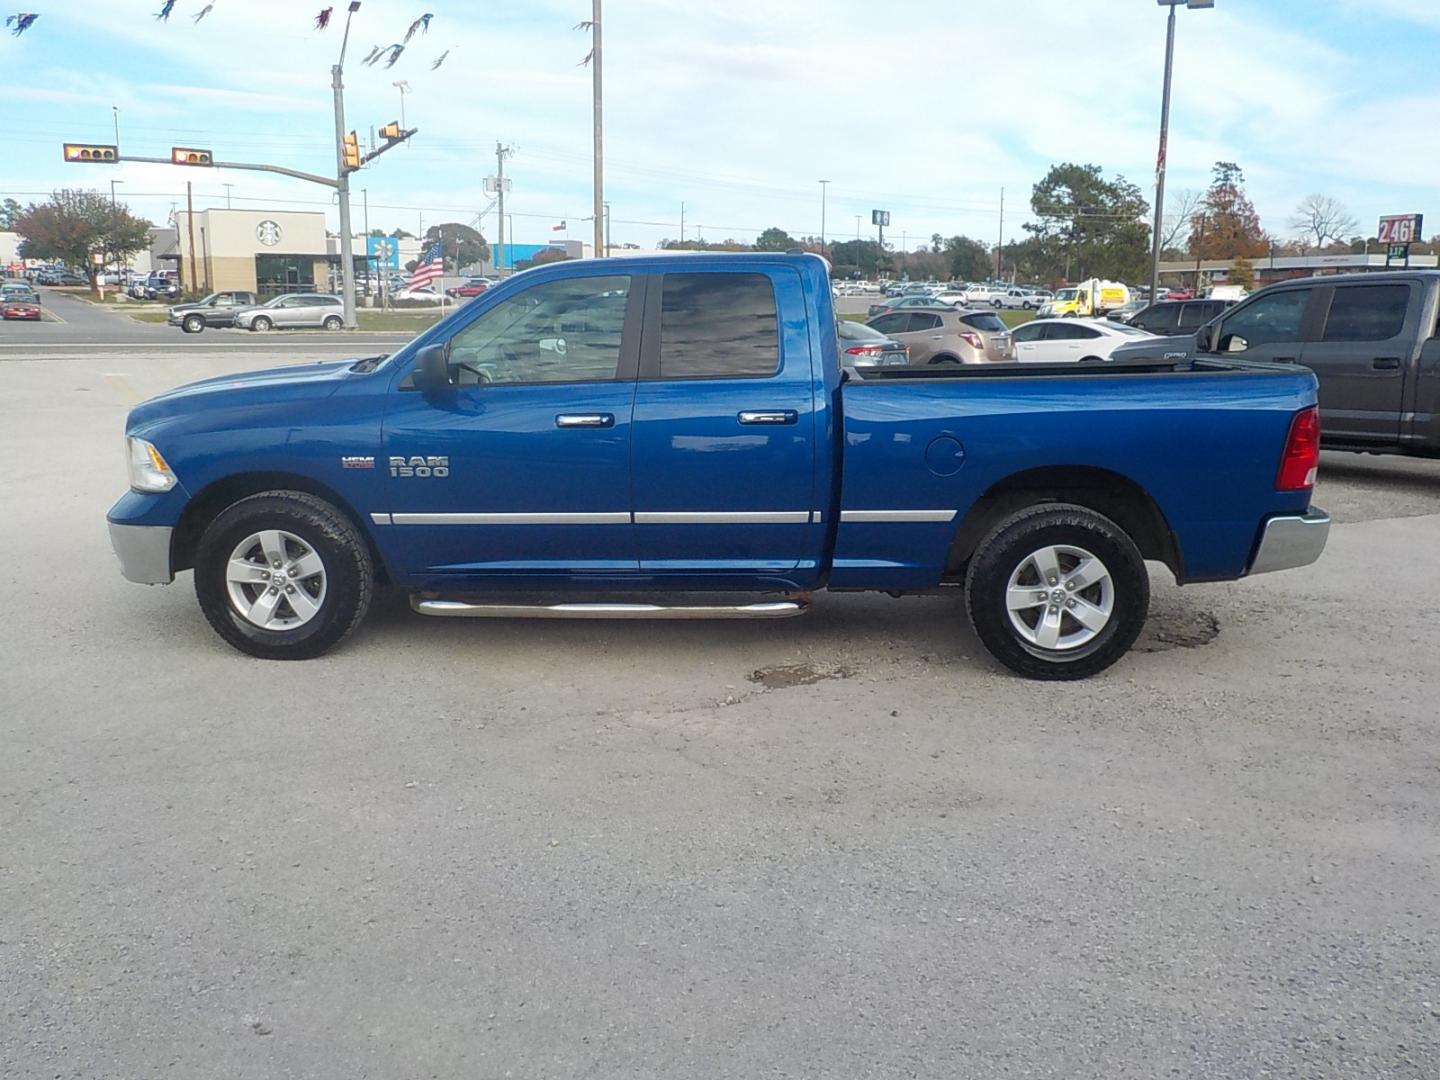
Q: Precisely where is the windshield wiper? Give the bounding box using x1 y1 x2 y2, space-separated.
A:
349 354 390 373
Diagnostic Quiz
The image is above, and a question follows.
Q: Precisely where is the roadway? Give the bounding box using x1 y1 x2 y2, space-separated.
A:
0 286 420 360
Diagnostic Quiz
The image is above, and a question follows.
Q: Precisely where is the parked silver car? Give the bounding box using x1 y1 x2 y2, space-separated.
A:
233 293 345 332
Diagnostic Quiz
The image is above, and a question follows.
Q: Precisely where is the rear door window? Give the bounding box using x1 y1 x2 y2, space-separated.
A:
868 313 907 335
1177 303 1209 330
1321 284 1410 342
657 273 779 378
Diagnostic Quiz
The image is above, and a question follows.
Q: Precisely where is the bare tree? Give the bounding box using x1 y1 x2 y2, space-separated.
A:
1160 189 1202 255
1289 194 1359 253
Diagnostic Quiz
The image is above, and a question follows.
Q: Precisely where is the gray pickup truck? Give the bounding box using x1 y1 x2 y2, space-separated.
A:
1113 271 1440 457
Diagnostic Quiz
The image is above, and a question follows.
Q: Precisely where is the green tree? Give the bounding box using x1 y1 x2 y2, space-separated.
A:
389 228 416 240
423 222 490 273
514 247 572 272
1024 162 1150 282
828 239 885 276
754 226 796 251
1192 161 1267 260
1228 255 1256 291
943 235 991 280
0 197 21 230
14 189 151 287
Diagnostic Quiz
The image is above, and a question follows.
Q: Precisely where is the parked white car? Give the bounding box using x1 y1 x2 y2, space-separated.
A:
962 284 1005 306
392 285 443 303
991 287 1043 310
932 289 970 306
1010 319 1155 363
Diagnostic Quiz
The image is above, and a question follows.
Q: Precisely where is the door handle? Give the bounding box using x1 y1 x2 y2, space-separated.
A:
1372 357 1402 370
555 413 615 428
1273 356 1297 363
738 410 798 425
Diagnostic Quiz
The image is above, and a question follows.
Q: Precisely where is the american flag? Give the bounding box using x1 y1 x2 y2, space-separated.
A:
407 241 444 289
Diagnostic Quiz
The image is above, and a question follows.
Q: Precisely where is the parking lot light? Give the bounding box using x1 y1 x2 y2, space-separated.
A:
1149 0 1214 302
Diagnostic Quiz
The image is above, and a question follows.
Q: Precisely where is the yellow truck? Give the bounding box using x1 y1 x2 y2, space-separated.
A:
1039 278 1131 318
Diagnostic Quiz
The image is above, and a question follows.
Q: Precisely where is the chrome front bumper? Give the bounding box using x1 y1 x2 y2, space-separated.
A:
108 522 174 585
1247 508 1330 576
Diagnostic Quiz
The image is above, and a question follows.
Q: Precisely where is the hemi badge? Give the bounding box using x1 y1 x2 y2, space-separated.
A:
342 455 375 469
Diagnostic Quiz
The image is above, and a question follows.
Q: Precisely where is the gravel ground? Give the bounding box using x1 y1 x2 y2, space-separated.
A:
2 353 1437 1079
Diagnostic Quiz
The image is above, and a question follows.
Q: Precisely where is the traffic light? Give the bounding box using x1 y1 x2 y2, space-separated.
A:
379 121 402 141
342 130 361 170
171 147 213 166
63 143 118 163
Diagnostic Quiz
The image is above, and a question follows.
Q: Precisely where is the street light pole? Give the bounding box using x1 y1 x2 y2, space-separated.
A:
819 179 830 256
1149 0 1213 301
332 1 362 328
109 179 124 285
591 0 604 258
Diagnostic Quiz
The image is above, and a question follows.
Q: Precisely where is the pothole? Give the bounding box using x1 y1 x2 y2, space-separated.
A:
747 663 854 690
1134 609 1220 652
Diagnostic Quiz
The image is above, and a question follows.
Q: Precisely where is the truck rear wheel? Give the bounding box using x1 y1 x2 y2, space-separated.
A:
964 503 1148 680
193 491 373 660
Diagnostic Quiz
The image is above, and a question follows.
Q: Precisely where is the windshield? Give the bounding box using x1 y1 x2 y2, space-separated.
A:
1055 288 1078 301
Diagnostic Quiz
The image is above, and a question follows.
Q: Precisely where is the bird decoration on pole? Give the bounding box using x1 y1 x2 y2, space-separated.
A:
155 0 177 21
431 49 449 70
314 6 332 30
383 43 405 67
403 12 432 43
5 12 38 35
365 43 402 66
192 3 213 21
362 44 382 64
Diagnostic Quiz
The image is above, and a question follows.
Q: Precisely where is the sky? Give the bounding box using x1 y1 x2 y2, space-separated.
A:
4 0 1440 252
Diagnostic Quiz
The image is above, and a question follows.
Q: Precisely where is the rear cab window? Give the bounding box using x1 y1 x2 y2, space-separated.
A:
656 273 779 379
1321 283 1410 341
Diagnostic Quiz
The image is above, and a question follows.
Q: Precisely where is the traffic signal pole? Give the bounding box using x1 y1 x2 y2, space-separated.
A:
332 5 360 329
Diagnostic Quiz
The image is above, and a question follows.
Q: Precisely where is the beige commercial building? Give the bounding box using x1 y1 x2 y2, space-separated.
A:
173 208 334 297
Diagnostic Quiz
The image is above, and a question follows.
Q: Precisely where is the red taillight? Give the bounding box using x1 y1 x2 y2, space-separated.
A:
845 344 885 355
1277 406 1320 491
958 331 984 350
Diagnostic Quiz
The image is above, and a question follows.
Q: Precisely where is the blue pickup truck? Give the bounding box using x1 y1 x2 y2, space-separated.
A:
107 253 1330 679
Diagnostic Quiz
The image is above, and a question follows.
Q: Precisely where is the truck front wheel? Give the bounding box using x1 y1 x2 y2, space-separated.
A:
193 491 373 660
964 503 1148 680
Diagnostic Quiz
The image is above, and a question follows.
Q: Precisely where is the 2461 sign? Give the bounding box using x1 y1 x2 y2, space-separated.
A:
1377 214 1423 245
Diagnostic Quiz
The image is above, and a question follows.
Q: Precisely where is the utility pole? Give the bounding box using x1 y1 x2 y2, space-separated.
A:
223 182 234 209
185 180 199 294
1148 1 1212 299
603 200 611 257
495 142 512 275
591 0 604 258
997 187 1005 279
108 179 124 286
331 1 362 329
362 188 369 299
680 201 686 244
819 179 830 256
112 105 120 149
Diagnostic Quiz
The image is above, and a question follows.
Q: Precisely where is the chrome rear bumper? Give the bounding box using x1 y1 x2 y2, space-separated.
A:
1247 508 1330 576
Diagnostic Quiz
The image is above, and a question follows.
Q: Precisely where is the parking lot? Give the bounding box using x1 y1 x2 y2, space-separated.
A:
2 335 1438 1078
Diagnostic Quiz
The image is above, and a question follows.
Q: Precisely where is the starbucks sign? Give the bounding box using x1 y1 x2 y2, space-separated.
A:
255 220 283 247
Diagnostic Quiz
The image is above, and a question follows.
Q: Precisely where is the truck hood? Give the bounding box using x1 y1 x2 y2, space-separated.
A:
125 358 374 431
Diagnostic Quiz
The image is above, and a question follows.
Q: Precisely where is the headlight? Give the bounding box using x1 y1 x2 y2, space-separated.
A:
126 436 177 492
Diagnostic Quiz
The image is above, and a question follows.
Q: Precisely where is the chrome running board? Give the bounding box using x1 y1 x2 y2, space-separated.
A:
411 598 809 620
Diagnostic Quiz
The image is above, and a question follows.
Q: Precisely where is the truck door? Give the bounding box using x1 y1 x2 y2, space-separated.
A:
1298 281 1413 444
629 267 821 580
379 272 642 580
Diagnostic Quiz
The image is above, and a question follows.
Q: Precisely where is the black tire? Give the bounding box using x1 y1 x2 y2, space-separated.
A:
194 491 373 660
930 354 962 366
964 503 1148 680
322 314 343 331
1079 355 1102 363
182 314 205 334
250 315 272 332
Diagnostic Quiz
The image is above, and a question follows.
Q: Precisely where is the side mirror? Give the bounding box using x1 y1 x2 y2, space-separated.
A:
412 343 451 392
1195 325 1214 353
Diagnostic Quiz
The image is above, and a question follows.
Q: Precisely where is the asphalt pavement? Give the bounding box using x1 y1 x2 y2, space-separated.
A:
2 340 1438 1079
